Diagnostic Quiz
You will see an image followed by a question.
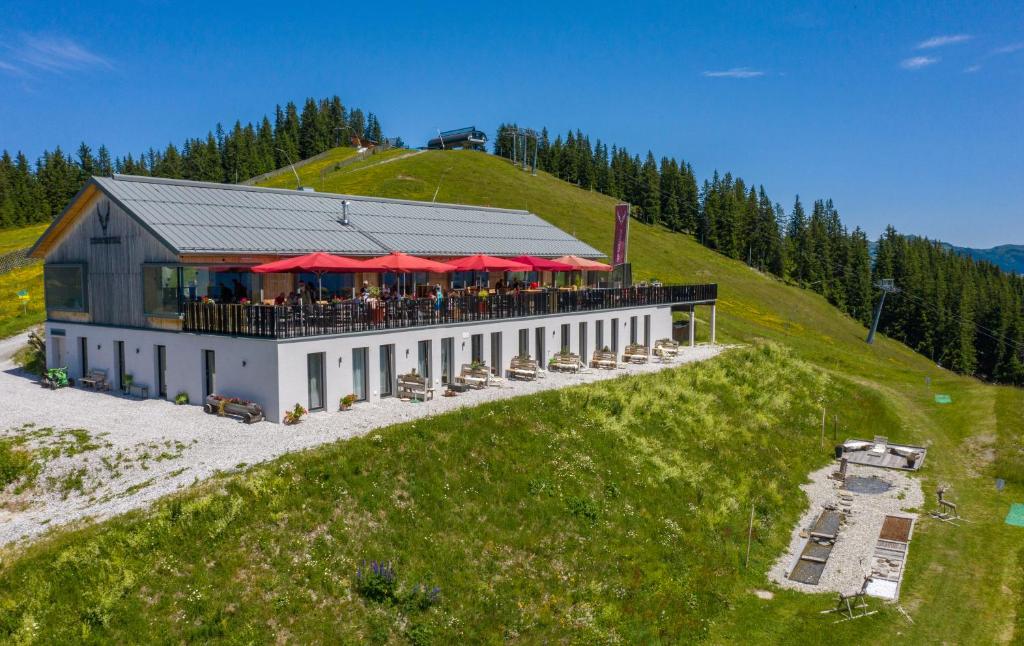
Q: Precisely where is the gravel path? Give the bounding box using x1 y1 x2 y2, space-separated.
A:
768 462 923 596
0 343 726 548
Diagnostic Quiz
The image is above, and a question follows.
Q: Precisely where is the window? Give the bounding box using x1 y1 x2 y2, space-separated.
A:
518 328 529 357
203 349 216 398
180 267 259 304
299 272 354 300
611 318 619 352
595 320 604 351
644 315 651 347
534 327 546 365
418 340 432 379
115 341 126 391
471 334 483 364
451 270 487 289
143 265 181 316
307 353 325 411
79 337 89 378
560 324 571 353
44 264 86 311
578 322 587 359
379 344 395 397
630 316 638 344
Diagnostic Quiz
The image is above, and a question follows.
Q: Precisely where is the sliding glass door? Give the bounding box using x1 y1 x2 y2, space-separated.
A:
307 352 325 411
352 347 368 401
379 344 395 397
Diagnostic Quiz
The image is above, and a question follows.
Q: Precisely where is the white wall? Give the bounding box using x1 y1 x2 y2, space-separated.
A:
46 304 673 423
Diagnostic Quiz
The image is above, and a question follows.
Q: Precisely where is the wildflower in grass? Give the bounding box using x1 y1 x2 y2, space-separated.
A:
355 559 397 602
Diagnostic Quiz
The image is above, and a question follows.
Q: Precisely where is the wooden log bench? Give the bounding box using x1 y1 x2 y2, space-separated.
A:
398 372 434 401
204 395 265 423
549 352 582 373
622 344 650 364
456 364 490 389
508 356 539 380
590 350 618 370
653 338 680 362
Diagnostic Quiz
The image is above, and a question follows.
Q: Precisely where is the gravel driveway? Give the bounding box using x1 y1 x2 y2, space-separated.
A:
0 342 725 548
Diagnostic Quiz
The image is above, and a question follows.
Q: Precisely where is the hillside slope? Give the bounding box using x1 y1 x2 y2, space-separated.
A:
0 150 1019 643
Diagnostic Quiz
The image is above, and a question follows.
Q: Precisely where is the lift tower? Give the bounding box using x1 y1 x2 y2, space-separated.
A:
866 279 899 345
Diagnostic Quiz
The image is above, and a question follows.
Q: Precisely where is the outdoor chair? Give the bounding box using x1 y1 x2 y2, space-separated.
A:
508 356 539 380
398 372 434 401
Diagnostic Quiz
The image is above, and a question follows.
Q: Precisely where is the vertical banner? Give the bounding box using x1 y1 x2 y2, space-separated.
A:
613 203 630 265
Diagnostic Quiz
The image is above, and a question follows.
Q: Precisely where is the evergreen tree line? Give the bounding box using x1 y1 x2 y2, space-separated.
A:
0 96 384 229
494 124 1024 385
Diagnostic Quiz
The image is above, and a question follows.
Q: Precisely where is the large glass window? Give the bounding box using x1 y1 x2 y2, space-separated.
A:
299 272 354 300
44 265 86 311
143 265 180 316
180 268 259 304
451 271 487 289
417 340 432 379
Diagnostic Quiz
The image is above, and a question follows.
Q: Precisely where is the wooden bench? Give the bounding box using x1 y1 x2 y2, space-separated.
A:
622 344 650 364
653 338 680 362
549 352 582 373
78 369 110 391
203 395 265 423
398 372 434 401
590 350 617 370
456 364 490 389
508 356 539 380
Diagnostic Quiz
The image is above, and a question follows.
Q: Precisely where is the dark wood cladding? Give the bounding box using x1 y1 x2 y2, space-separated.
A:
183 284 717 339
44 195 177 327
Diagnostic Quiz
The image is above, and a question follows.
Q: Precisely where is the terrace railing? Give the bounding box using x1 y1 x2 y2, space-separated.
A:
182 283 717 339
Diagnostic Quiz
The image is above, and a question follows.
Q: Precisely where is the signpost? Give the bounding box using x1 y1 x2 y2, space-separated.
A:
16 289 29 314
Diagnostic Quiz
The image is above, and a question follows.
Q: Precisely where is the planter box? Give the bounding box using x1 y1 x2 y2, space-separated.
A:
204 395 265 424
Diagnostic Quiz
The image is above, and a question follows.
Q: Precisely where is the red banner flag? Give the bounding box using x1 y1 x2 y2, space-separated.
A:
613 203 630 265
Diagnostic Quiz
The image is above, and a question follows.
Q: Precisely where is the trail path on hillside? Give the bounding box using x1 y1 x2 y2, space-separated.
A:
0 344 727 548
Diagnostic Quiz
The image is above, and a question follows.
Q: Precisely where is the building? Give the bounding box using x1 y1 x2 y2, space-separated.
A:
427 127 488 151
29 175 717 422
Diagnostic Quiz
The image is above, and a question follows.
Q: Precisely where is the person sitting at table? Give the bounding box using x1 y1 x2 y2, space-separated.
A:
529 281 539 289
495 278 505 291
274 292 286 305
360 280 369 297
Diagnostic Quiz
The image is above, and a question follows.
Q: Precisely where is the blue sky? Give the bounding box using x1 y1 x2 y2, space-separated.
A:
1 0 1021 247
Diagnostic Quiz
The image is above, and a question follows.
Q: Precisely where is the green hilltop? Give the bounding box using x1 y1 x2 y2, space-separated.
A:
0 148 1021 643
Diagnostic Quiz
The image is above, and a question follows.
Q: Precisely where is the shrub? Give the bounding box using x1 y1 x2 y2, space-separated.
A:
14 331 46 375
404 583 441 611
355 560 397 603
340 394 357 409
174 392 190 405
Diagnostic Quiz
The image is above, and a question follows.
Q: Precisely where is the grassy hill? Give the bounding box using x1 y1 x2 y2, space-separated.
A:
0 149 1021 643
0 224 46 338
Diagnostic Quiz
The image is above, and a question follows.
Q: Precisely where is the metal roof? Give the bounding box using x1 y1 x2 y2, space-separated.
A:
91 175 604 258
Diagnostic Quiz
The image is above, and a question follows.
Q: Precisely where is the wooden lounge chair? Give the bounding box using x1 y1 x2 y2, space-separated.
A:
508 356 538 380
398 372 434 401
549 352 582 373
457 363 490 389
653 338 680 362
590 350 617 370
78 369 110 391
622 344 650 364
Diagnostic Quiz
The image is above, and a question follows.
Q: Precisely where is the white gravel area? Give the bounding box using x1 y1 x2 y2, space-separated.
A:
0 339 726 548
769 462 924 595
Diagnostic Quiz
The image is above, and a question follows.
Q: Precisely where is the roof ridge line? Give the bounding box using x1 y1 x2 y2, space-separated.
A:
104 174 532 215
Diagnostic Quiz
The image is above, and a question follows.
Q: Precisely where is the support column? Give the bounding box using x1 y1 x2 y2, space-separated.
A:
710 303 717 345
688 306 696 347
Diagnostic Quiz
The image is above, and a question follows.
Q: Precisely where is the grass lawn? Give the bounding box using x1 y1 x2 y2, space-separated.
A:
0 225 46 339
257 146 411 191
0 224 47 257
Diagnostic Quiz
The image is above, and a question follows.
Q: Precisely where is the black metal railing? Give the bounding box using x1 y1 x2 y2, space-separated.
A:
182 284 717 339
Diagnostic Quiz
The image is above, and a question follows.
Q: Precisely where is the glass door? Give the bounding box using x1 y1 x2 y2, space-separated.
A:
471 334 483 364
418 340 431 379
578 322 587 359
307 352 325 411
352 347 368 401
203 349 216 398
115 341 126 391
490 332 502 376
611 318 619 353
379 344 395 397
596 320 604 351
644 314 651 347
79 337 89 378
534 327 546 365
441 337 454 384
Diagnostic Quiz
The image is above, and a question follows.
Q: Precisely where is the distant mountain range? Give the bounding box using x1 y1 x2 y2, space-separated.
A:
947 244 1024 275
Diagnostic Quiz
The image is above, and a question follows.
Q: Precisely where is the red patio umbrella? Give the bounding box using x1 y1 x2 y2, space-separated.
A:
358 251 456 274
553 255 613 271
508 255 575 272
448 254 532 272
252 252 368 300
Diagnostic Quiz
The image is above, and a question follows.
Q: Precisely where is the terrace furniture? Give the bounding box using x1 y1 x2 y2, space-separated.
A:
508 356 539 381
398 372 434 401
622 344 650 364
78 369 110 391
549 352 582 373
590 350 618 370
457 364 490 389
653 338 680 362
204 394 265 424
128 383 150 399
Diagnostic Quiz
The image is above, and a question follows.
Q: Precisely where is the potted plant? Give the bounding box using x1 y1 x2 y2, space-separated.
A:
122 373 134 393
283 403 307 425
339 393 357 411
174 391 190 405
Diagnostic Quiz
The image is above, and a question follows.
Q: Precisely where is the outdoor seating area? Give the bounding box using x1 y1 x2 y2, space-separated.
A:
398 372 434 401
590 349 618 370
622 344 650 364
508 356 539 380
456 363 490 389
549 352 583 373
78 369 110 391
653 338 680 362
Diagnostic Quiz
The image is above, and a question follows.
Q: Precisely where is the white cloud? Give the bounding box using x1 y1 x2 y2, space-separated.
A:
916 34 972 49
702 67 765 78
901 56 939 70
0 60 21 75
992 42 1024 55
964 64 982 73
7 33 112 74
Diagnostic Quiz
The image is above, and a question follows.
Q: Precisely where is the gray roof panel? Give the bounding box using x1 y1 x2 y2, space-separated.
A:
93 175 604 258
